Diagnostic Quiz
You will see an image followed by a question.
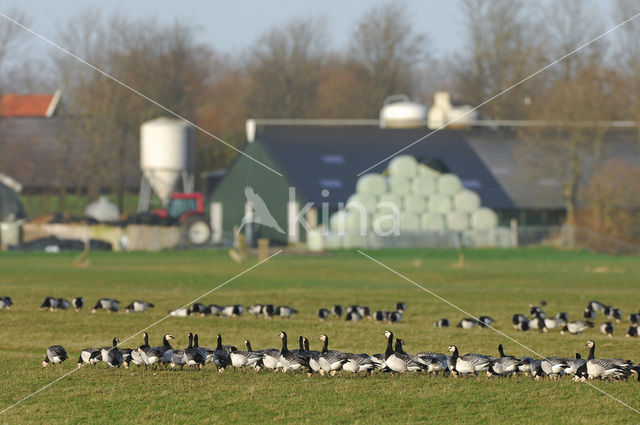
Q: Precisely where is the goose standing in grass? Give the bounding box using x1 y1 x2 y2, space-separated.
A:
603 306 622 323
331 305 343 318
0 296 12 309
189 303 207 315
629 313 640 325
77 347 102 368
101 338 123 368
584 340 632 380
183 333 206 369
40 297 59 311
457 318 477 329
544 316 566 330
488 344 519 377
277 306 297 318
529 316 547 332
396 302 407 313
317 308 330 320
388 311 403 324
277 331 308 372
625 326 638 337
600 322 614 337
588 301 605 312
91 298 119 313
530 305 545 318
447 345 490 377
139 334 174 370
42 345 68 368
221 304 244 317
211 334 230 370
541 357 569 380
345 311 362 322
193 335 208 363
57 298 71 310
373 311 388 321
583 306 596 320
124 300 154 313
561 321 593 335
356 306 370 318
72 297 84 311
169 307 189 317
261 304 275 319
230 340 263 370
343 352 374 374
127 332 149 368
565 353 586 377
477 316 495 328
248 304 263 317
204 304 223 316
434 318 450 327
318 334 346 375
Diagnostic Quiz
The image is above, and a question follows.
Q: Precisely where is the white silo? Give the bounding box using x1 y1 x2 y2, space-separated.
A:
137 117 195 211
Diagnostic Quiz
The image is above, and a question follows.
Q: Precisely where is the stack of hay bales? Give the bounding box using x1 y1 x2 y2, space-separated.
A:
327 155 508 248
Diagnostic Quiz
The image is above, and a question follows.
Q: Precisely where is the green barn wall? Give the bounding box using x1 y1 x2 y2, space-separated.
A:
210 141 294 244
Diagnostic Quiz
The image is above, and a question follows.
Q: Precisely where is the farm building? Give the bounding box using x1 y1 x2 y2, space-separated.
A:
208 120 575 244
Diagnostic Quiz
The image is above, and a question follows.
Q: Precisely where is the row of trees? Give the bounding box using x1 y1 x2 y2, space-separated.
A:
1 1 639 244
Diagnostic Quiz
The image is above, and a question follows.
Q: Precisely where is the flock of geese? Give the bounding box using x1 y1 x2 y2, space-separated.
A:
42 330 639 382
36 297 153 313
316 303 406 323
169 303 298 319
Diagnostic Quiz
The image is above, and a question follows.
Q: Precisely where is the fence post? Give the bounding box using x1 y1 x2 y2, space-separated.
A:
510 219 518 247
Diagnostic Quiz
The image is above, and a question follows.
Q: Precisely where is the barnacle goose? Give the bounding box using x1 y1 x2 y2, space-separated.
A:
603 306 622 322
343 352 374 374
77 347 102 367
373 311 388 321
447 345 490 376
529 305 545 318
560 321 593 335
40 297 59 311
211 334 230 370
230 340 263 369
317 308 330 320
91 298 119 313
72 297 84 311
541 357 569 379
434 318 450 327
565 352 586 377
629 313 640 324
345 311 362 322
388 311 403 324
600 322 614 337
127 332 149 368
331 305 343 318
276 306 298 318
204 304 223 316
395 302 407 313
139 334 174 370
625 326 639 337
356 306 370 318
0 296 13 309
277 331 308 372
487 344 519 377
529 316 547 332
221 304 244 317
248 303 263 317
101 338 124 368
262 304 275 319
318 334 346 375
124 300 154 313
584 340 633 380
184 333 206 369
457 318 477 329
588 300 605 312
384 336 425 373
583 306 596 320
189 303 207 315
169 307 190 317
477 316 495 328
57 298 71 310
43 345 68 367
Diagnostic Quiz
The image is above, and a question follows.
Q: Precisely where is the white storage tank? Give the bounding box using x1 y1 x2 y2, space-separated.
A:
379 95 428 129
140 117 194 206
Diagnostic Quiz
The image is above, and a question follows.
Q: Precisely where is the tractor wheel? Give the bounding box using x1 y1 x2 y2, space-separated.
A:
181 216 212 247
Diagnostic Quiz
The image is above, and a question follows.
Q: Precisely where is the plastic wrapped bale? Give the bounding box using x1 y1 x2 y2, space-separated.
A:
371 211 399 234
387 176 411 196
453 189 481 213
446 211 469 231
427 193 452 214
420 212 446 231
437 173 463 195
495 227 512 247
356 174 387 196
346 193 377 214
323 233 343 249
388 155 418 178
377 193 402 215
330 210 367 233
418 164 441 177
471 207 498 230
411 175 437 196
399 212 420 231
403 194 427 214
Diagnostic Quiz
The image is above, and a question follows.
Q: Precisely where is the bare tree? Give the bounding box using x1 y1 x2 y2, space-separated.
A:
349 1 427 115
245 17 327 119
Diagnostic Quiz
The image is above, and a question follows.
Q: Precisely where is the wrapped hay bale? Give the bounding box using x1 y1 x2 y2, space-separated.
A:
437 173 463 195
420 212 446 231
399 212 420 231
330 210 366 232
446 211 469 231
387 175 411 196
377 193 402 214
346 193 377 214
388 155 418 178
418 164 441 177
453 189 481 213
411 175 437 196
494 227 512 247
427 193 452 214
403 194 427 214
371 211 399 233
356 173 387 196
471 207 498 230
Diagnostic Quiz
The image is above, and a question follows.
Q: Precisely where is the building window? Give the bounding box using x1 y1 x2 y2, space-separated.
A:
321 154 345 164
319 179 342 188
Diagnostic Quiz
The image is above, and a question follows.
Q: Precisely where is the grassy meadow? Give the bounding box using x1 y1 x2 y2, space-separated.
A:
0 247 639 424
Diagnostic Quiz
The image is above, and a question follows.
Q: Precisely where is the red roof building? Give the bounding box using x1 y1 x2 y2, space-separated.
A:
0 90 61 117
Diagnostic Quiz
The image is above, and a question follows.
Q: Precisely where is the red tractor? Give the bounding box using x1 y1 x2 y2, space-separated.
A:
152 193 212 247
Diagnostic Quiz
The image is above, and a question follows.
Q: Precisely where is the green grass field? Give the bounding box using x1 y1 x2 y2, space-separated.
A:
0 247 639 424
